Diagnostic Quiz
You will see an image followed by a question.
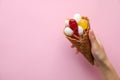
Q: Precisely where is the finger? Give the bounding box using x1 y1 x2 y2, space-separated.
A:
89 30 102 46
89 30 101 53
89 30 98 45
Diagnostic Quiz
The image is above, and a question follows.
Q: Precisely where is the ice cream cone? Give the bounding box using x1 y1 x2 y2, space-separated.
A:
64 16 94 65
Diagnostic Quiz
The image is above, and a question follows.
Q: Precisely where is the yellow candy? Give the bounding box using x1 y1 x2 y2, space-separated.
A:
78 19 88 30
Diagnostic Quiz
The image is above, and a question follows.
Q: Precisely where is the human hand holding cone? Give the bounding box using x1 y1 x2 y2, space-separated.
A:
64 14 94 65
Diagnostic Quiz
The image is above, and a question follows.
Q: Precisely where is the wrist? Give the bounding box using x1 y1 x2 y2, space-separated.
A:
97 59 120 80
97 58 111 70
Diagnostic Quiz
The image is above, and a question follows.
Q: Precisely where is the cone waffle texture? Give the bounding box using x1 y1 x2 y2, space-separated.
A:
64 17 94 65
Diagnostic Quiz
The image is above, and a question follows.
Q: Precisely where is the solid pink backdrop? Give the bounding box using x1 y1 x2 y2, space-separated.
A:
0 0 120 80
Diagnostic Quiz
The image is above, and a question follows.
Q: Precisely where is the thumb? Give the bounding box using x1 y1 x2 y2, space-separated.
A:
89 30 100 58
89 30 98 46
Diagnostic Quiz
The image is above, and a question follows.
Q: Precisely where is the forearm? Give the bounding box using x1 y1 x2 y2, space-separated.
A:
89 30 119 80
98 59 119 80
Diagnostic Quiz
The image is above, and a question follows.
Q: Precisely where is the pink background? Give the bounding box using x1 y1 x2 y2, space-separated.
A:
0 0 120 80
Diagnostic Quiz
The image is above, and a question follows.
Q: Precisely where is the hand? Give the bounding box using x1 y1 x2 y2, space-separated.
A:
89 30 120 80
89 30 107 66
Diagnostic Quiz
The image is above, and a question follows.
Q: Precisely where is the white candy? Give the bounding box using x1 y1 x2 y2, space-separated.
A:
64 27 73 36
73 13 81 23
78 26 83 35
65 19 69 27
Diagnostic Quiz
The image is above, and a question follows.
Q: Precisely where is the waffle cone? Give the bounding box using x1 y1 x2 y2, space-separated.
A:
64 17 94 65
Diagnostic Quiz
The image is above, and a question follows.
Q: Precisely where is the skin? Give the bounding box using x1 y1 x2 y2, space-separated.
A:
89 30 120 80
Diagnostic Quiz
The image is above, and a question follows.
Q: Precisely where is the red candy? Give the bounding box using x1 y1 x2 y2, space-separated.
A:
74 29 79 36
69 19 77 30
69 19 79 36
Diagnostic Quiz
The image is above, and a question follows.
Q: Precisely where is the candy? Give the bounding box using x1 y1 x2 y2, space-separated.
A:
65 18 70 27
64 27 73 36
69 19 79 36
69 19 78 30
74 29 79 36
73 13 81 23
78 19 88 30
65 20 69 27
78 26 83 35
